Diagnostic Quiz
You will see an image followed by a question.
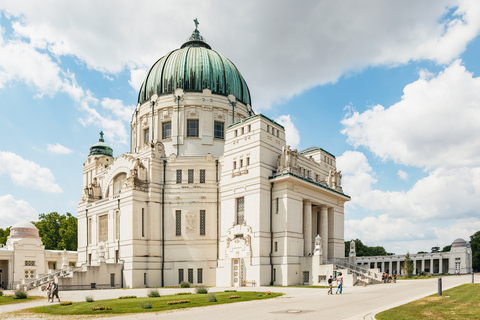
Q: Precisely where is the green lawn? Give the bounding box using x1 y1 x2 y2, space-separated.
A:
376 284 480 319
271 285 335 289
0 295 43 305
30 291 283 315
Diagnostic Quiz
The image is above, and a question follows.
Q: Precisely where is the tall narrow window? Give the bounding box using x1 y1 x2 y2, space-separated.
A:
276 198 279 214
175 210 181 236
188 169 194 183
241 127 244 135
187 119 199 137
214 121 224 139
233 161 236 169
188 268 194 284
176 169 182 183
248 125 251 132
200 210 206 235
274 268 276 282
178 269 184 283
115 211 120 240
246 157 250 166
144 273 147 285
98 215 108 242
162 121 171 139
236 197 245 225
200 169 206 183
88 218 92 244
142 208 145 237
275 241 278 252
144 128 150 144
197 268 203 284
240 159 243 167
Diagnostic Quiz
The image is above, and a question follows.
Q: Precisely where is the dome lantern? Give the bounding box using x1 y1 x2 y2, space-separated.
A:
89 131 113 157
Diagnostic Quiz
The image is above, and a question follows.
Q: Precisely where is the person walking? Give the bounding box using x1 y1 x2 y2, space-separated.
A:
336 272 343 294
393 272 397 283
327 275 333 295
50 281 60 302
44 281 52 302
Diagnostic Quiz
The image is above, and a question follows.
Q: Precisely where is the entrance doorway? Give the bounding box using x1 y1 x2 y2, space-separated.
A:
303 271 309 285
232 258 244 286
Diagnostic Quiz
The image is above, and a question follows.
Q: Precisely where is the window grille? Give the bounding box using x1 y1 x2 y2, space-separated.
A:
200 169 206 183
187 119 199 137
240 159 243 167
200 210 206 235
144 128 149 144
276 198 279 214
233 161 236 169
178 269 184 283
236 197 245 225
142 208 145 237
246 157 250 166
176 210 181 236
162 121 172 139
214 121 224 139
176 169 182 183
25 261 35 266
188 268 194 284
197 268 203 284
188 169 194 183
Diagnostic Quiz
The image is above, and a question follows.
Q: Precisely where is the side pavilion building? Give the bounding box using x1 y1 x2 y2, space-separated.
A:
77 24 350 288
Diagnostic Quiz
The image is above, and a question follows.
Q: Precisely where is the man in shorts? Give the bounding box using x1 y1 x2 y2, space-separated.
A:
51 281 60 302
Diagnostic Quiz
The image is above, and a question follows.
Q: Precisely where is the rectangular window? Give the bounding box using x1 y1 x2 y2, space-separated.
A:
241 127 244 135
115 250 119 263
200 169 206 183
188 268 194 284
178 269 184 283
98 214 108 242
276 198 279 214
144 273 147 285
200 210 206 235
234 130 237 137
274 268 276 282
248 125 251 132
176 169 182 183
246 157 250 166
240 159 243 167
88 218 92 245
214 121 224 139
236 197 245 225
162 121 172 139
142 208 145 237
25 261 35 266
110 273 115 287
176 210 181 236
188 169 194 183
277 130 279 137
233 161 236 169
272 128 275 136
267 125 270 133
197 268 203 284
115 211 120 240
187 119 199 137
275 241 278 252
144 127 150 144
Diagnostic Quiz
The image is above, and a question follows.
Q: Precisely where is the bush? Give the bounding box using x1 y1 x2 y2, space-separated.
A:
140 302 152 309
224 289 237 292
13 290 28 299
167 300 190 305
118 295 137 299
85 295 94 302
175 292 192 295
180 281 191 288
92 306 112 311
60 301 73 306
207 293 217 302
229 295 241 299
195 285 208 294
147 288 160 298
0 290 3 297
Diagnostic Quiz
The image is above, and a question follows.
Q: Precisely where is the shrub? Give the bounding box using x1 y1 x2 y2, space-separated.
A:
118 295 137 299
224 289 237 292
13 290 28 299
92 306 112 311
195 285 208 294
229 295 241 299
147 288 160 298
60 301 73 306
167 299 190 305
85 295 94 302
140 302 152 309
207 293 217 302
0 290 3 297
175 292 192 295
257 293 263 297
180 281 191 288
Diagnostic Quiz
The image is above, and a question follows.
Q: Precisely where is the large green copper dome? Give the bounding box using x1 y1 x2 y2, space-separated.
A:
138 27 251 106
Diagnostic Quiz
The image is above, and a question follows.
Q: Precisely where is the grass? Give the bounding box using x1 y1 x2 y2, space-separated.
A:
29 291 283 315
271 285 336 288
376 284 480 320
0 295 43 305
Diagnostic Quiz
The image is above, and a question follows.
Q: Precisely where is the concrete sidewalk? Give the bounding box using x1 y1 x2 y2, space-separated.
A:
0 274 476 319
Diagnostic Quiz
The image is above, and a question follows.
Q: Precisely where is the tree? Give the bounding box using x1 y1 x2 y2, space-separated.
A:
404 252 414 277
33 212 77 251
470 230 480 272
345 239 393 257
441 245 451 252
431 246 440 253
0 227 11 245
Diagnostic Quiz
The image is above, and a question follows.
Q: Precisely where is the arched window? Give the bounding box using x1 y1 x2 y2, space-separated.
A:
113 173 127 195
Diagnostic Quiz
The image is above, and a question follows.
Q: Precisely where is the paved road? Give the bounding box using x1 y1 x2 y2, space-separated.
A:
0 274 476 319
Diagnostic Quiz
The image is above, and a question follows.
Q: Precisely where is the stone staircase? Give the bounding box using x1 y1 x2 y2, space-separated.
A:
18 265 84 291
329 258 382 285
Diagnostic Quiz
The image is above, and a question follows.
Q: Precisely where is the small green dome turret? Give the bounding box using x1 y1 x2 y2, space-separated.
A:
89 131 113 157
138 19 251 106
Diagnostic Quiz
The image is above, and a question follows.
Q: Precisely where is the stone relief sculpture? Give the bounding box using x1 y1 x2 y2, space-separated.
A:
349 239 356 258
186 212 196 232
276 145 300 175
314 234 322 256
326 168 343 193
81 177 102 202
124 159 148 192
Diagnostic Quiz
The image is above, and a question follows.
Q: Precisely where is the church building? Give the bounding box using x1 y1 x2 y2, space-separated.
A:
76 22 350 288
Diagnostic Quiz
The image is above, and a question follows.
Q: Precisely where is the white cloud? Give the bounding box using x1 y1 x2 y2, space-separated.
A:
397 170 408 180
0 151 62 193
47 143 72 154
342 60 480 169
275 114 300 149
1 1 480 109
129 68 147 92
0 194 38 228
101 98 135 122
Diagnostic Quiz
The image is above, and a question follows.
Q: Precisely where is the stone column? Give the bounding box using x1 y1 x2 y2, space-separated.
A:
421 259 425 273
439 258 443 274
389 261 392 274
413 260 417 275
303 201 312 256
8 257 13 290
396 260 400 275
319 206 328 262
381 261 385 273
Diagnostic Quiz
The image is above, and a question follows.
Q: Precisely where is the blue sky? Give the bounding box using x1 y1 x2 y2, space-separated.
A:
1 1 480 255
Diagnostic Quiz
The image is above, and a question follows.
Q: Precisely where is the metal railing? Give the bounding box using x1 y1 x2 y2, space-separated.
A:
21 265 83 291
328 258 382 283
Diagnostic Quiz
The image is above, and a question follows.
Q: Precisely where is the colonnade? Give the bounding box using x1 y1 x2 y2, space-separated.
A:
303 200 330 261
358 256 448 275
